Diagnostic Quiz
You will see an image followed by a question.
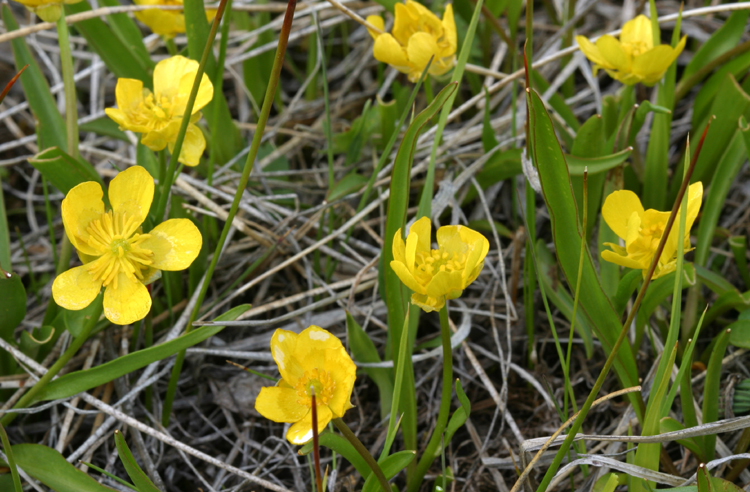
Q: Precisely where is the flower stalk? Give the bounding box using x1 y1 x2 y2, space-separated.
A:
332 418 390 492
408 304 453 492
1 297 103 426
161 0 298 425
56 11 79 159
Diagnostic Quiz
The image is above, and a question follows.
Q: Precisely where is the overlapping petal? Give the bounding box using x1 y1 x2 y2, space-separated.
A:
61 181 105 256
108 165 154 226
52 265 102 311
103 273 152 326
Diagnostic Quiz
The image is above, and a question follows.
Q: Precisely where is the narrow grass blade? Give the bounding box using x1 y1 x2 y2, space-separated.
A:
114 431 160 492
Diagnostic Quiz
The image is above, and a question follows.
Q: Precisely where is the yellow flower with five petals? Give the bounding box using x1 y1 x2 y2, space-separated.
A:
52 166 202 325
133 0 216 39
105 56 213 167
601 182 702 279
366 0 456 82
255 326 356 445
575 15 686 86
390 217 489 312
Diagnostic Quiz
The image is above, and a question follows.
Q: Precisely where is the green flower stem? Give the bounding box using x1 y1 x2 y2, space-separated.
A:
152 0 230 224
534 121 710 492
332 418 390 492
56 11 79 159
161 0 298 426
1 297 103 426
407 304 453 492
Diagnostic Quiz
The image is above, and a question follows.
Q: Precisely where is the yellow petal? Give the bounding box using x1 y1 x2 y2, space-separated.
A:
286 406 332 445
458 226 489 283
620 15 653 51
409 216 432 254
52 265 102 311
601 248 648 270
576 35 611 69
61 181 105 256
607 69 642 86
177 70 213 114
140 130 169 152
392 227 407 265
406 31 440 76
271 329 304 385
405 230 419 270
436 225 463 254
322 352 357 417
293 326 347 372
595 35 630 72
108 166 154 226
103 273 151 325
112 78 145 130
134 4 186 38
392 2 416 46
632 45 679 85
411 292 444 312
425 269 463 298
441 4 456 53
366 15 384 39
390 261 425 293
255 386 308 423
168 122 205 166
662 182 702 264
601 190 644 239
141 218 202 271
373 33 410 72
104 108 129 130
154 56 197 101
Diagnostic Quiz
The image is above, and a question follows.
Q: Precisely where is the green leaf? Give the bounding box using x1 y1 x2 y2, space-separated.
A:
683 10 750 79
1 5 66 151
592 473 619 492
565 148 632 176
0 273 26 341
442 379 471 452
7 444 115 492
96 0 154 73
327 173 368 202
527 87 641 415
728 320 750 349
79 117 129 142
0 424 23 492
66 1 151 84
361 451 416 492
703 328 731 461
612 270 642 317
659 417 704 460
114 431 159 492
346 312 393 420
29 147 104 196
635 265 696 344
299 431 369 478
34 306 250 402
0 175 10 271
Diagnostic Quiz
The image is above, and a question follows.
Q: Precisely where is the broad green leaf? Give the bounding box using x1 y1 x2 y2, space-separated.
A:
531 70 580 134
570 113 606 238
659 417 704 459
19 325 54 360
442 379 471 452
592 473 619 492
327 173 368 202
299 431 369 478
34 305 250 402
64 295 102 338
0 424 22 492
66 1 151 84
96 0 154 73
728 320 750 349
703 289 750 328
682 10 750 79
361 451 416 492
346 312 393 419
29 147 104 196
703 328 731 461
527 87 641 416
695 265 737 295
1 5 66 151
7 444 115 492
0 273 26 340
114 431 159 492
79 117 129 142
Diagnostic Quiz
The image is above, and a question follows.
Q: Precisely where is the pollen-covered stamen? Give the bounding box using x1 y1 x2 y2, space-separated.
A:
84 210 154 287
414 248 468 282
624 40 650 58
295 369 336 407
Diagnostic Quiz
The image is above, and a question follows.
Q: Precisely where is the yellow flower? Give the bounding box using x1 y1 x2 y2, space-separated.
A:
52 166 202 325
601 182 703 279
575 15 686 86
105 56 213 167
366 0 456 82
255 326 356 445
11 0 81 22
390 217 489 312
133 0 216 39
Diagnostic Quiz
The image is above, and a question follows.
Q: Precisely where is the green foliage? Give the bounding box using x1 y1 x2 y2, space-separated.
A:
29 147 104 196
114 431 160 492
346 312 393 419
0 273 26 341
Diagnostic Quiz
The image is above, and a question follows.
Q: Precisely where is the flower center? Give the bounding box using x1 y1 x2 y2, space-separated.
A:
414 249 467 283
624 40 650 57
85 210 154 289
295 369 335 407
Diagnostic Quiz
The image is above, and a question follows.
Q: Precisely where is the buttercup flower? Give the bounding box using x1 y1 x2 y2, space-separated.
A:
105 56 213 166
255 326 356 445
601 182 702 279
575 15 686 86
390 217 489 312
133 0 216 39
366 0 456 82
11 0 81 22
52 166 202 325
